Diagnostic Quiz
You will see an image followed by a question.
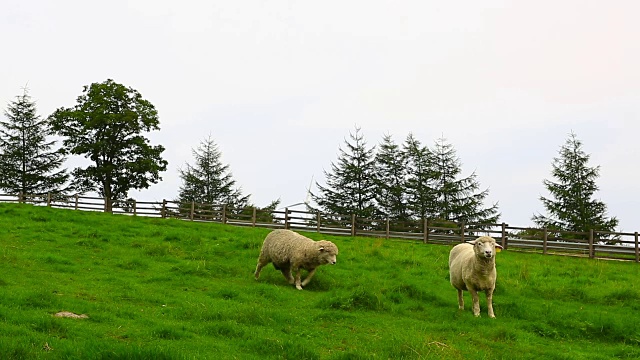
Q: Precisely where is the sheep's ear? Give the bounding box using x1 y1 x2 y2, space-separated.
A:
495 244 504 251
319 246 325 252
466 240 477 245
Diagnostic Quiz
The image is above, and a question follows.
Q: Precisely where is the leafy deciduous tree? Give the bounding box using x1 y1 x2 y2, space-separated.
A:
49 79 167 211
239 199 281 224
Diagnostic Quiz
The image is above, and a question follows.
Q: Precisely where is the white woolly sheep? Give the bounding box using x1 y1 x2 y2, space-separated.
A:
254 229 339 290
448 236 503 318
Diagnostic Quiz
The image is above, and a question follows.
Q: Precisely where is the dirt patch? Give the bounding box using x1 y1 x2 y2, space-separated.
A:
54 311 88 319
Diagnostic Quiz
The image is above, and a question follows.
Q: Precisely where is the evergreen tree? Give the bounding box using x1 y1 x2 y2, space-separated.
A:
0 88 70 197
533 132 618 241
312 126 377 219
430 137 499 224
176 136 250 212
372 134 409 221
403 133 437 220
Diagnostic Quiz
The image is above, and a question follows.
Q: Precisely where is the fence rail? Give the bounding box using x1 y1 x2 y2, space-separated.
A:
2 192 638 263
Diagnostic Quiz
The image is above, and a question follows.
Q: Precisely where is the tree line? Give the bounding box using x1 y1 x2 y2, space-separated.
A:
0 79 618 240
312 127 500 227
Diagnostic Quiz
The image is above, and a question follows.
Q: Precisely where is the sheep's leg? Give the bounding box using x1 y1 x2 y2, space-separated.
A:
301 268 317 287
294 268 304 290
457 289 464 310
254 260 268 280
470 289 481 317
486 289 496 318
281 266 295 285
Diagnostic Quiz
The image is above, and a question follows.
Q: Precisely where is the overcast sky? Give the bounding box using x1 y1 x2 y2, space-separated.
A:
2 1 639 231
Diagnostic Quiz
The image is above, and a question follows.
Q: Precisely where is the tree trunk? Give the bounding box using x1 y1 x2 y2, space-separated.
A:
103 180 112 213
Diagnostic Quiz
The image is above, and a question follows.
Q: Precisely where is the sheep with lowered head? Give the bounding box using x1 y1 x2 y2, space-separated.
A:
254 229 338 290
449 236 503 318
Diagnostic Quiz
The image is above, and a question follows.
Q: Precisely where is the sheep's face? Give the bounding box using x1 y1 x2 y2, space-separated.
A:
470 236 503 259
317 240 339 265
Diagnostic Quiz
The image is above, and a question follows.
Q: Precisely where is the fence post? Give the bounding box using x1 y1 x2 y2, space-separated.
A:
74 194 79 210
47 193 52 207
543 228 548 255
423 218 428 244
588 229 594 259
161 199 167 218
351 214 356 237
133 199 137 216
385 218 390 240
252 207 257 227
501 223 507 250
190 201 195 221
460 221 465 243
18 192 23 203
316 211 321 233
635 232 639 263
284 208 289 229
222 204 227 224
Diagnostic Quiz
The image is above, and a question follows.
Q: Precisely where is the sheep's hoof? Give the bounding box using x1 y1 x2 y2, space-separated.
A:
474 313 481 317
296 285 303 290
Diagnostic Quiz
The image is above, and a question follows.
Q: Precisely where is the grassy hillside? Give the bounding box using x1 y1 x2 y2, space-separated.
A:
0 203 639 359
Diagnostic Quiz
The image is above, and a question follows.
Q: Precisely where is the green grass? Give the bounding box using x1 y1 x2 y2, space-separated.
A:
0 203 639 359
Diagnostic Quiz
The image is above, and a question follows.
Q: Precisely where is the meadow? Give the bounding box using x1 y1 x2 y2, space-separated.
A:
0 203 639 359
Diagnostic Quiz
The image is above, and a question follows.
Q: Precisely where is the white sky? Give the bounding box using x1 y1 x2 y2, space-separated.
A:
2 0 639 231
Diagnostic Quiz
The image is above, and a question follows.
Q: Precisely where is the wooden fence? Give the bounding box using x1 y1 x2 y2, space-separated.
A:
1 192 638 263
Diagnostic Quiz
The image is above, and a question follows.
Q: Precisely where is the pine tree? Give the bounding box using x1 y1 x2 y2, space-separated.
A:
430 137 499 224
372 134 409 222
312 126 377 219
533 132 618 241
403 133 437 220
0 88 70 198
176 136 250 212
